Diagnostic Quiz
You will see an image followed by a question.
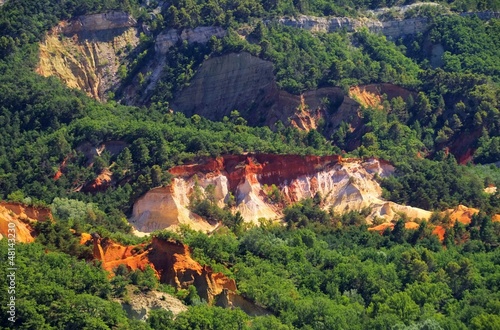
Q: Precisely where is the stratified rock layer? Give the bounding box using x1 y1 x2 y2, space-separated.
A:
131 155 432 232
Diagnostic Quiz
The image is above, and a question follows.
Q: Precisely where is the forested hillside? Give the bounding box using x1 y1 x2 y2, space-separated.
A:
0 0 499 329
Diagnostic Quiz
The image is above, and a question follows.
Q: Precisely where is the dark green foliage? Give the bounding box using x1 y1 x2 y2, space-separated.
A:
414 16 500 82
0 241 131 329
34 220 93 259
4 203 500 329
382 157 493 211
170 210 500 329
1 1 500 329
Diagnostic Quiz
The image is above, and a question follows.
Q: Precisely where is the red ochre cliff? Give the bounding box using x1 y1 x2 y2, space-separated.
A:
169 154 342 190
130 154 435 233
90 234 236 303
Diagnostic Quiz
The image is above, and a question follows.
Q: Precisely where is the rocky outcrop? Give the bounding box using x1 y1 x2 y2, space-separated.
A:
36 13 140 100
443 205 480 225
216 289 270 316
0 202 52 242
485 185 497 194
90 234 237 304
83 169 113 193
131 186 215 233
131 155 434 232
368 221 420 232
368 204 500 242
276 11 500 40
149 238 236 303
276 15 428 39
155 26 226 55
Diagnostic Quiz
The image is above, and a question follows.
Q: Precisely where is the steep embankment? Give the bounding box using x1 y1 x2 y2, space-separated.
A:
0 202 52 242
36 11 139 100
130 155 431 233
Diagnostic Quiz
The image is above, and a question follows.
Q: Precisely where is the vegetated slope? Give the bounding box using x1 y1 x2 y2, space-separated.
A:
1 1 500 328
26 5 500 164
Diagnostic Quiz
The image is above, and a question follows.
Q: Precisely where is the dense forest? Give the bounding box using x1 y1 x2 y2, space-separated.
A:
0 0 499 329
2 206 500 329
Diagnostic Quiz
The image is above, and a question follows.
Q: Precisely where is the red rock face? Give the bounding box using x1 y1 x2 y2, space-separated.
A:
169 154 342 192
149 237 236 302
90 235 236 303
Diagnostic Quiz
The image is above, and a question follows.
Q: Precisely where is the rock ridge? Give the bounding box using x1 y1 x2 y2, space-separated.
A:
275 11 500 39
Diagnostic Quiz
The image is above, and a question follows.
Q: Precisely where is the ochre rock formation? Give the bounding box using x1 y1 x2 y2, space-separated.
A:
149 237 236 303
36 12 139 100
131 155 433 232
444 205 480 225
90 235 236 304
368 221 420 232
368 205 500 242
0 202 52 242
432 226 446 241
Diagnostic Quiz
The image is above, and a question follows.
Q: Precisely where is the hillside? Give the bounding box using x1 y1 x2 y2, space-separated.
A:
0 0 500 329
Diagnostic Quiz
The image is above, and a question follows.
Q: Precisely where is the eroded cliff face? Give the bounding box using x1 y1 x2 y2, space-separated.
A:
277 15 429 40
171 52 412 136
0 202 52 242
36 12 139 100
131 155 432 233
131 185 213 233
276 11 500 40
90 235 236 304
171 52 278 124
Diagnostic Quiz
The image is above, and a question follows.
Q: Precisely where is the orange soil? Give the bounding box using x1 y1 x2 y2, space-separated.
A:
443 205 479 225
169 154 342 192
432 226 446 241
349 86 383 110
